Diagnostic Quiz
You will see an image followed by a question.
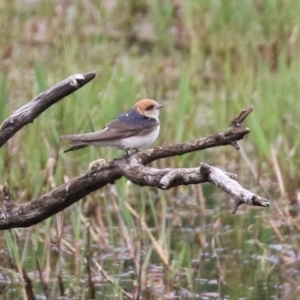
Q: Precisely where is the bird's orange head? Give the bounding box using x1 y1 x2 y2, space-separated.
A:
133 99 163 119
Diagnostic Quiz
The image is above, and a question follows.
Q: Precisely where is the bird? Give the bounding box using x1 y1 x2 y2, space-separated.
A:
61 99 163 154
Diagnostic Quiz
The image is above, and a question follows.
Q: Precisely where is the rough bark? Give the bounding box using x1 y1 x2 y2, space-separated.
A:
0 71 97 147
0 71 269 229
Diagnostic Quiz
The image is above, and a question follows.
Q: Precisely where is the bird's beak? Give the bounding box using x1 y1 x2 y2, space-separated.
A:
156 104 163 109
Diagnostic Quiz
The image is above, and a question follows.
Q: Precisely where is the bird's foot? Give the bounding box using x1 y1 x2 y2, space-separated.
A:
125 148 140 156
87 158 107 175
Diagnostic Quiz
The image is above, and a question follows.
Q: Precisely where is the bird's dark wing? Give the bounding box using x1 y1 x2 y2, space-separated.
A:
61 109 159 143
101 112 159 139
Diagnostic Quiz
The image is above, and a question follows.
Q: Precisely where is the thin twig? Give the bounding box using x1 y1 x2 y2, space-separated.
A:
22 268 35 300
35 255 49 298
93 260 133 300
86 225 96 299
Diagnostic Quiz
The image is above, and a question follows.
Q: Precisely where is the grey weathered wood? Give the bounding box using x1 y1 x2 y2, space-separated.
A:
0 71 97 147
0 76 268 229
199 162 269 214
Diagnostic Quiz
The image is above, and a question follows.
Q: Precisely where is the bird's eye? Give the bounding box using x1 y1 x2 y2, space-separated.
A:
146 105 155 110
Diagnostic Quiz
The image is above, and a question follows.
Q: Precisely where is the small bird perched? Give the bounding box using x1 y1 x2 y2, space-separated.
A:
61 99 163 154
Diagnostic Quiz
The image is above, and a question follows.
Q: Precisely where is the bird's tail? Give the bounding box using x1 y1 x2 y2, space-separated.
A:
63 144 88 153
61 135 88 153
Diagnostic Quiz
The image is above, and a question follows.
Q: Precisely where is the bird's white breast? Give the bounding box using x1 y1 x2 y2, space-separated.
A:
118 125 160 150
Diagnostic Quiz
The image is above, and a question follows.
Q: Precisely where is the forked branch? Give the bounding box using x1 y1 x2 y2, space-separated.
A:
0 71 269 229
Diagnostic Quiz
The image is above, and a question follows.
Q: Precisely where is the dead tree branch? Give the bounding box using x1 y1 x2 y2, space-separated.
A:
199 163 269 214
0 72 269 229
0 71 97 147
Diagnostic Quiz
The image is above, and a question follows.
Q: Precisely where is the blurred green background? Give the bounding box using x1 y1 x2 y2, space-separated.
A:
1 0 300 299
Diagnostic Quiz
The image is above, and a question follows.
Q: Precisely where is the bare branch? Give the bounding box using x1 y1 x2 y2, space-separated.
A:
122 165 205 189
0 167 121 229
0 71 97 147
230 105 253 127
136 125 250 165
0 69 269 230
199 163 270 214
0 140 269 229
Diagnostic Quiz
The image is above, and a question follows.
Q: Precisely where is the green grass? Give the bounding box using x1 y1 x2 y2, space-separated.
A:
1 0 300 298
